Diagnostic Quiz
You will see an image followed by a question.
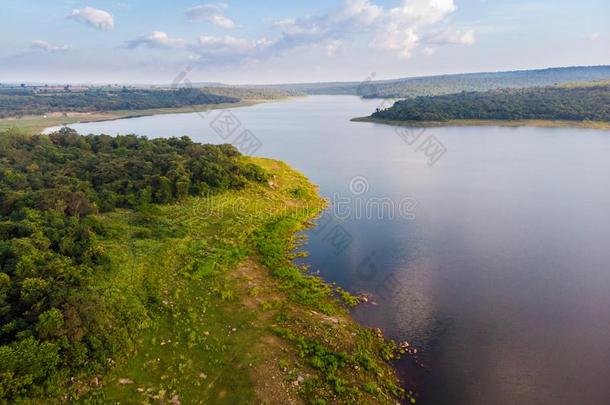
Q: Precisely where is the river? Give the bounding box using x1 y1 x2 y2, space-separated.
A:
45 95 610 405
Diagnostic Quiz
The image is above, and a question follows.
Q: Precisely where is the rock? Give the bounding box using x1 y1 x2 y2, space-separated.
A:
293 375 305 386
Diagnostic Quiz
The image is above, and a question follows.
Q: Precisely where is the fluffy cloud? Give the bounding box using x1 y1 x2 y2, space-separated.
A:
68 7 114 31
375 25 420 58
185 3 235 29
185 0 475 64
30 39 71 54
373 0 465 58
127 32 187 49
426 28 475 45
326 40 343 57
189 0 382 62
388 0 457 26
271 0 382 50
336 0 383 26
192 36 274 63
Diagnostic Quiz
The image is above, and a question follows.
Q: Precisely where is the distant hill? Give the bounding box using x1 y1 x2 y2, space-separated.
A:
0 88 239 118
255 65 610 98
367 81 610 123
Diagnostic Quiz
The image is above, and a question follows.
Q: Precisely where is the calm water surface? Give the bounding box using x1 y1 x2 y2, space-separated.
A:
48 96 610 405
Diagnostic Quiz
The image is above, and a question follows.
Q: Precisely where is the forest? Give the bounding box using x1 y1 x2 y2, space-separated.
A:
0 128 267 400
259 65 610 98
370 83 610 122
0 88 238 118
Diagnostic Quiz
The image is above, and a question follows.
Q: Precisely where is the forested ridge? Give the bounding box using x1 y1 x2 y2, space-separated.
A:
370 83 610 122
258 65 610 98
0 88 238 118
0 128 267 401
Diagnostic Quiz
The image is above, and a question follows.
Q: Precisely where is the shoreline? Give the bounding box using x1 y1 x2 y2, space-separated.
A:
0 98 284 135
351 116 610 130
78 157 411 404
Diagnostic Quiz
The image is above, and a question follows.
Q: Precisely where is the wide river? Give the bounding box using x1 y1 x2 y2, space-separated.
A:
46 96 610 405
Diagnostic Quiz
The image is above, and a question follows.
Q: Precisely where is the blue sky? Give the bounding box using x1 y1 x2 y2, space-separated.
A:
1 0 608 84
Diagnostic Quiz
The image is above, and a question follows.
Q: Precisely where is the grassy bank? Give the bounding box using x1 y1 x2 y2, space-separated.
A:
352 116 610 130
0 100 267 135
71 158 408 404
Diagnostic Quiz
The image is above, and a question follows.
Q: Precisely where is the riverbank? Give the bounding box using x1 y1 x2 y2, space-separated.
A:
70 157 409 404
352 116 610 130
0 99 273 135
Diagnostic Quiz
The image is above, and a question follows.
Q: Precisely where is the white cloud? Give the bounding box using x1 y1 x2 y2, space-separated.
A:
426 28 476 45
389 0 456 26
127 32 187 49
375 25 420 58
423 46 436 56
189 0 475 64
30 39 71 54
192 35 273 62
185 3 235 29
326 40 343 57
69 7 114 31
373 0 466 58
338 0 383 25
589 33 600 41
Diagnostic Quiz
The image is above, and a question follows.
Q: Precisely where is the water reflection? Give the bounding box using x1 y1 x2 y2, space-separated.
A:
50 96 610 405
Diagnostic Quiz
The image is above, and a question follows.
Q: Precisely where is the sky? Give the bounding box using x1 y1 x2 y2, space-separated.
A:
1 0 609 84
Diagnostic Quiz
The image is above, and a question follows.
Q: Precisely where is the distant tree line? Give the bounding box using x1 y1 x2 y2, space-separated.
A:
264 65 610 98
200 86 301 100
371 83 610 122
0 88 238 118
0 128 267 400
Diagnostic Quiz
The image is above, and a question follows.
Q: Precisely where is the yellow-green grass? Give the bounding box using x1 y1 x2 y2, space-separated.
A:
352 116 610 130
69 158 407 404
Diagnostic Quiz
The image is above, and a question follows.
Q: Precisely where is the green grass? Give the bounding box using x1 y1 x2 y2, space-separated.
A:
62 157 407 404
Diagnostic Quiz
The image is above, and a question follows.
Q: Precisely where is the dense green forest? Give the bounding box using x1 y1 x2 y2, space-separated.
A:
0 128 267 400
261 65 610 98
0 88 238 118
370 83 610 122
195 86 302 100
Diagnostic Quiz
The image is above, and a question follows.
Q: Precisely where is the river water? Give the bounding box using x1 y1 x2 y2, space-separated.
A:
46 96 610 405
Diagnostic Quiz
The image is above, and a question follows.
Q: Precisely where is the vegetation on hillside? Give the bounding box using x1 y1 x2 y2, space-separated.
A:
0 88 238 118
0 128 266 400
0 128 408 404
264 65 610 98
370 82 610 123
198 86 302 100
